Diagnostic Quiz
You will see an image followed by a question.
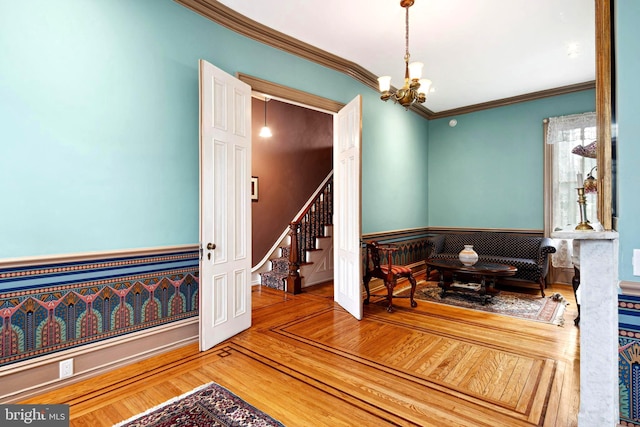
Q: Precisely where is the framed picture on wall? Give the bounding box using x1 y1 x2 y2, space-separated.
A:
251 176 258 201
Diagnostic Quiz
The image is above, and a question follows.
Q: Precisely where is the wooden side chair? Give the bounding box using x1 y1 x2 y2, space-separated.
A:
363 241 418 312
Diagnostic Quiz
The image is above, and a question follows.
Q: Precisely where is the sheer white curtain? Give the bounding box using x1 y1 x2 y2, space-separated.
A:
546 112 597 267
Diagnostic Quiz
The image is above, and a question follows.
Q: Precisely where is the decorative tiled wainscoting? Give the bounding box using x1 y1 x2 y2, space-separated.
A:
0 248 199 366
619 292 640 427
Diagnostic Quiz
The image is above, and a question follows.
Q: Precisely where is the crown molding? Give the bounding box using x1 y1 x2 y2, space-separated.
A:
174 0 433 119
175 0 594 120
174 1 374 88
428 81 596 119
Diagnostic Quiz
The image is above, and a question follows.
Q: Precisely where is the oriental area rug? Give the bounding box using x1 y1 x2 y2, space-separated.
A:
390 280 568 326
113 382 285 427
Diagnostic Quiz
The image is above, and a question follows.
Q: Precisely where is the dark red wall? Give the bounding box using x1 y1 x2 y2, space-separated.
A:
251 98 333 265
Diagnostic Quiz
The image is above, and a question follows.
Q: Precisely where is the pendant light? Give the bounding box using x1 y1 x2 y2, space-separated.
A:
259 97 272 138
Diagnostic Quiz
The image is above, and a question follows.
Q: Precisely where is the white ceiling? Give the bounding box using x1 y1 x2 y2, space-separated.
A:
216 0 595 113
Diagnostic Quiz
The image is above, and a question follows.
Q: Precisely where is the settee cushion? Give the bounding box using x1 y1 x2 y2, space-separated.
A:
440 232 542 260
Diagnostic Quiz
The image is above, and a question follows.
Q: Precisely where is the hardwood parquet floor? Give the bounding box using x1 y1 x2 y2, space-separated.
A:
23 276 580 426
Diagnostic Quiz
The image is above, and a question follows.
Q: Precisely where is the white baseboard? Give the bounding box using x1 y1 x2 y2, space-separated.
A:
0 317 199 403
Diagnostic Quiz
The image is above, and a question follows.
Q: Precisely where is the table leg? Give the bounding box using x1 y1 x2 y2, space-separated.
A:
439 271 447 297
480 275 498 305
479 276 487 294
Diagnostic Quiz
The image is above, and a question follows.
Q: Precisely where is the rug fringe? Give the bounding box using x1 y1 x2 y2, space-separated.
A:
112 381 215 426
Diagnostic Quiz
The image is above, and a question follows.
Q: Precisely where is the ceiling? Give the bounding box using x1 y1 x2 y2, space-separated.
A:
215 0 595 114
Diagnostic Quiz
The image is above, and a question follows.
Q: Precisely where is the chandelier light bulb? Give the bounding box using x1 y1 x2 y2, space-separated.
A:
408 62 423 80
418 79 432 96
259 126 272 138
378 76 391 92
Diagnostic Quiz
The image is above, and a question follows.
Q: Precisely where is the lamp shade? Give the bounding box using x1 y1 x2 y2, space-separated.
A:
377 76 391 92
418 79 432 95
584 167 597 194
259 126 272 138
408 62 423 80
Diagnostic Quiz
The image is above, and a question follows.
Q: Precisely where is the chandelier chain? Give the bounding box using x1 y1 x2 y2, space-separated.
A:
405 6 410 62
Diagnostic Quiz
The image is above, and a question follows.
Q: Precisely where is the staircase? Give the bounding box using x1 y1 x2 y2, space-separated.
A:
260 174 333 292
260 246 290 290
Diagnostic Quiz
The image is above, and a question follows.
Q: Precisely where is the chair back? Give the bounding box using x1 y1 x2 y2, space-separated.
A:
365 241 383 271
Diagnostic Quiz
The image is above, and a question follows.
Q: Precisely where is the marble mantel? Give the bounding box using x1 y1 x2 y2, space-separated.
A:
551 230 619 427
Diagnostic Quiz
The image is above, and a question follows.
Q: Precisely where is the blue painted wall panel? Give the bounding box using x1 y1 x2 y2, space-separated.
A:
427 91 595 229
615 0 640 282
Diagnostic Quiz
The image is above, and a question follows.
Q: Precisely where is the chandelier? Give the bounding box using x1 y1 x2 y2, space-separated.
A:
378 0 432 109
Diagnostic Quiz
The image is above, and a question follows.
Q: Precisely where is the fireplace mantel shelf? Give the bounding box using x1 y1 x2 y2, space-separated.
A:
551 230 618 240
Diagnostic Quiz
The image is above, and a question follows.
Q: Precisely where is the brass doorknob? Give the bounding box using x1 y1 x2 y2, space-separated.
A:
206 243 216 250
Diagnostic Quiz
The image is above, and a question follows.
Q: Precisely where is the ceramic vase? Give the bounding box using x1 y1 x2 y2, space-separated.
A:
459 245 478 266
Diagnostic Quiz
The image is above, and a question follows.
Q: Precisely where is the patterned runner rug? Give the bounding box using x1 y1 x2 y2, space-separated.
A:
113 382 285 427
391 280 568 326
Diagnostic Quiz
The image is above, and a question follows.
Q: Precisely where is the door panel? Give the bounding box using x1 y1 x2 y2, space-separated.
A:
199 59 252 351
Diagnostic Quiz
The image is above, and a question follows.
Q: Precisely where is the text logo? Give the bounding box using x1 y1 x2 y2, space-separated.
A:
0 405 69 427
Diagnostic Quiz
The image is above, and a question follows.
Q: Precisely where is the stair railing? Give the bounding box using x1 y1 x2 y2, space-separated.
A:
287 174 333 294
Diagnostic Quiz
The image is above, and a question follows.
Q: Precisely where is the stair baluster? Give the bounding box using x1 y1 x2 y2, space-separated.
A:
285 176 333 294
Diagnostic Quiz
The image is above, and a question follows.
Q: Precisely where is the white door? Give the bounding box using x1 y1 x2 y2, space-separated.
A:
198 59 252 351
333 95 363 320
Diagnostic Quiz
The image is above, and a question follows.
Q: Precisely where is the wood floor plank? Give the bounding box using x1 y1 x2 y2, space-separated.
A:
21 280 579 426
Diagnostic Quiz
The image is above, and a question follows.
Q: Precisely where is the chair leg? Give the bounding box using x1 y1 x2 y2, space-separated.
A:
408 274 418 308
385 279 395 312
363 274 372 304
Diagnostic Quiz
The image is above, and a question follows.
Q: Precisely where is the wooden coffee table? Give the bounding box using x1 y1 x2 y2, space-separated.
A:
425 258 517 304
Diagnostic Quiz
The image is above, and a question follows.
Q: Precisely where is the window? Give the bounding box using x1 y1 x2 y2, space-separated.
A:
544 112 597 268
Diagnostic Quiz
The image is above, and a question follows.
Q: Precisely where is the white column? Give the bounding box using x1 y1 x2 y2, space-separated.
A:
552 230 619 427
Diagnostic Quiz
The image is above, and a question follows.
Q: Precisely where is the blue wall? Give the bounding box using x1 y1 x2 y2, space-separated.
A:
0 0 429 258
362 97 430 233
616 0 640 283
427 90 595 229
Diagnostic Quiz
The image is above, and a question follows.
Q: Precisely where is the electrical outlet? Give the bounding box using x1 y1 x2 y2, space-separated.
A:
634 249 640 276
59 358 73 379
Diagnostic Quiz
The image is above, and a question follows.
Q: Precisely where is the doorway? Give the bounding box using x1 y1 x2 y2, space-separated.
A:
239 74 363 319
